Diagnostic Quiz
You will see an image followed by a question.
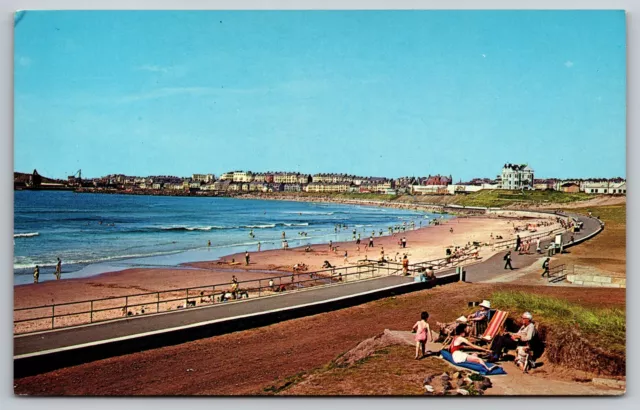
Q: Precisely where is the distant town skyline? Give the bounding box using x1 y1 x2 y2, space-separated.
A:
14 10 626 181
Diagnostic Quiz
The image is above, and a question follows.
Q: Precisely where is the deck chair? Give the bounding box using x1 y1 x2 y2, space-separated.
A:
472 309 495 337
470 310 509 350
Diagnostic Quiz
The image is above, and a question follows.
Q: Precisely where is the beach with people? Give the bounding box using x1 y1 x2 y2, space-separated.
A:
13 206 563 310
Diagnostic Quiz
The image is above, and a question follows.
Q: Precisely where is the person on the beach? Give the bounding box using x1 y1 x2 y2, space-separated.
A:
503 251 514 270
369 236 374 247
258 242 261 252
329 240 333 250
284 240 289 250
412 311 432 359
245 251 250 266
55 257 62 280
269 278 274 291
425 265 435 280
515 235 522 252
356 234 361 245
402 237 407 248
541 257 550 278
33 265 39 284
231 275 239 299
402 255 409 275
208 240 211 247
450 227 453 234
344 250 349 264
282 231 286 239
449 324 498 371
379 229 383 237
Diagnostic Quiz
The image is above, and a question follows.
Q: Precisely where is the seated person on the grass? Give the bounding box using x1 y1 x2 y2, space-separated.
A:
467 300 491 335
490 312 536 361
449 324 498 372
436 316 469 341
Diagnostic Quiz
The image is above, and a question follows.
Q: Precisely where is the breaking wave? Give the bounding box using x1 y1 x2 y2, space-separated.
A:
14 232 39 238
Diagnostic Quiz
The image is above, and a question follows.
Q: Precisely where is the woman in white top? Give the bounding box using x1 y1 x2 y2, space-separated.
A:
449 324 498 372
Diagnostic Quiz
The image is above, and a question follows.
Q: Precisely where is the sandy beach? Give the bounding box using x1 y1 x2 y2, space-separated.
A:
14 212 562 310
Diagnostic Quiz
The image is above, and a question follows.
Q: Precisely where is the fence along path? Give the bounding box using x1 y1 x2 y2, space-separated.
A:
13 210 583 335
14 243 490 336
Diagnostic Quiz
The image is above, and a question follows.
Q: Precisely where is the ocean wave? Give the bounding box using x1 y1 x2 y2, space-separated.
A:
281 211 336 216
283 222 309 227
13 249 187 270
242 224 276 229
14 232 39 238
158 225 225 232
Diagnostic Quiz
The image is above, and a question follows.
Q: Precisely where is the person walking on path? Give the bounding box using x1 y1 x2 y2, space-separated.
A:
541 257 550 278
369 236 374 248
245 251 250 266
515 235 522 252
503 251 514 270
33 265 39 284
55 257 62 280
257 242 261 252
402 255 410 276
282 231 286 239
412 311 432 359
536 238 541 254
356 233 361 245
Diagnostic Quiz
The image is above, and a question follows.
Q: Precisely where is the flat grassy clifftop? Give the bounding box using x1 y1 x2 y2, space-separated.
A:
447 190 592 208
555 204 626 275
244 190 598 209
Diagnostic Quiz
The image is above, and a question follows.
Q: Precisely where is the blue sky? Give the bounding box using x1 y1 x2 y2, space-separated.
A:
14 10 626 181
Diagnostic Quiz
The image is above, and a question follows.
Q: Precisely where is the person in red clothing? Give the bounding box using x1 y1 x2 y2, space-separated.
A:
450 324 497 371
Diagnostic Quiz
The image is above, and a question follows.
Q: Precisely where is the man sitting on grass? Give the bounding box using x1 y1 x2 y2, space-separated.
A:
489 312 536 361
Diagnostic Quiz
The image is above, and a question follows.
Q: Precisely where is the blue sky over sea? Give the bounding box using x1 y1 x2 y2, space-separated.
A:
14 10 626 181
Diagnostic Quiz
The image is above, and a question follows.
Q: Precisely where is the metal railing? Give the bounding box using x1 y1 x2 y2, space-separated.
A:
13 261 399 335
491 227 567 251
547 264 568 283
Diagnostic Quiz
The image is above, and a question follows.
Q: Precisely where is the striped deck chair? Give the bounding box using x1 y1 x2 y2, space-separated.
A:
470 310 509 350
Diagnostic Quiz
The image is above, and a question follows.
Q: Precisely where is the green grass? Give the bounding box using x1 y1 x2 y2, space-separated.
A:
491 291 626 353
572 205 626 226
257 189 595 208
450 190 592 208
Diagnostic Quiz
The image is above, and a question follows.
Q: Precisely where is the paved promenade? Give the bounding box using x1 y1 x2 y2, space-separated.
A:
14 211 601 364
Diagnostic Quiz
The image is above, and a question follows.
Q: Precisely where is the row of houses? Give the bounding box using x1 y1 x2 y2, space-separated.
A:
81 165 625 196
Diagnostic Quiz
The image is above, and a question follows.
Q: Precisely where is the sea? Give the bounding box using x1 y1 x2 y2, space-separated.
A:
14 191 450 285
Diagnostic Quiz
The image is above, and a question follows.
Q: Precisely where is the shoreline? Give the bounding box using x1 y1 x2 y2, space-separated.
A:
14 206 565 311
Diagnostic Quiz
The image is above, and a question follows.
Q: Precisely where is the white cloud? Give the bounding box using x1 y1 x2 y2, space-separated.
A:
564 60 574 68
118 86 269 103
136 65 170 73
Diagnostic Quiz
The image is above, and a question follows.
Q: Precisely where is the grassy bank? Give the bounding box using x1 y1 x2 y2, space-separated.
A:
243 189 597 208
491 291 625 353
556 204 626 275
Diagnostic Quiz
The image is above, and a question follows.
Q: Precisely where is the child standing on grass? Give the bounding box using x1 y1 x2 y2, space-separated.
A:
412 311 432 359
